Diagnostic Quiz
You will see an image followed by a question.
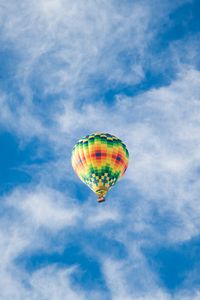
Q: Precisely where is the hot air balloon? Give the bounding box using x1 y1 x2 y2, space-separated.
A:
71 133 129 203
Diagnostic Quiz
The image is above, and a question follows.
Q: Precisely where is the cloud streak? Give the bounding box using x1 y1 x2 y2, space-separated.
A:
1 0 200 299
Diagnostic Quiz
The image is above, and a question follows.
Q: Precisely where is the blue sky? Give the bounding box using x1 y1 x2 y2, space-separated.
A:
0 0 200 299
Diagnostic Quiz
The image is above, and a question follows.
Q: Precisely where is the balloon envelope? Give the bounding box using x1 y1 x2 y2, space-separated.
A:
71 133 129 202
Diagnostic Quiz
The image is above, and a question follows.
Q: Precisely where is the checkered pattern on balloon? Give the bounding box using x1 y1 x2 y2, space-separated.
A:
71 133 129 202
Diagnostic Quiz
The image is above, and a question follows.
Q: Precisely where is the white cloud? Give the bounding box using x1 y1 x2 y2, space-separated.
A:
1 0 200 299
6 186 81 230
102 257 171 300
85 205 120 227
0 0 153 94
0 263 88 300
1 65 200 299
28 266 86 300
55 67 200 248
0 0 188 137
0 187 104 299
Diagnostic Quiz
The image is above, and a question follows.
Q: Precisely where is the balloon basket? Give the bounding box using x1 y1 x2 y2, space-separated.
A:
98 196 105 203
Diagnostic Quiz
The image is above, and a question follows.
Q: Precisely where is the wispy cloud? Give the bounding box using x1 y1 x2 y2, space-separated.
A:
1 0 200 299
